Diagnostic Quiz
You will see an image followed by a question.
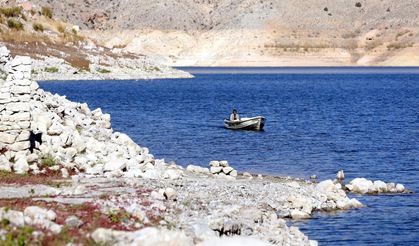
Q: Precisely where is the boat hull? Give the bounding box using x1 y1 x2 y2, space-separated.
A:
224 116 265 131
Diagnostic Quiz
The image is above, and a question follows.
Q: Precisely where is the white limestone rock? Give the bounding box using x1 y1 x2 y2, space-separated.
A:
24 206 57 222
373 180 387 193
243 172 253 179
229 170 238 177
0 155 11 172
197 237 273 246
0 208 25 227
10 85 31 94
6 102 30 112
163 169 182 180
65 215 84 228
140 169 160 179
210 166 223 174
396 183 405 193
219 160 229 167
0 132 16 144
103 155 126 172
222 166 234 174
10 56 32 67
316 180 336 193
47 121 64 135
13 157 29 174
163 187 177 200
186 165 210 174
209 160 219 167
150 190 165 200
347 178 374 194
123 168 143 178
290 209 310 219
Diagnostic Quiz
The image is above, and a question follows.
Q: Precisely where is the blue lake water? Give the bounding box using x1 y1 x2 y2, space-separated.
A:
39 68 419 245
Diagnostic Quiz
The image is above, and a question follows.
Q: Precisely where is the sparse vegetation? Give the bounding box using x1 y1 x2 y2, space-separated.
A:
387 42 414 50
33 23 44 32
41 6 53 19
57 24 65 33
0 6 23 18
264 42 331 53
355 2 362 8
40 153 57 166
395 30 410 40
97 68 111 73
107 210 131 223
145 66 161 72
44 67 59 73
7 19 24 31
1 224 35 246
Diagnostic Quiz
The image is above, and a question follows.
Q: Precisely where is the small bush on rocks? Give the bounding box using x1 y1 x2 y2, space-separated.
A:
355 2 362 8
41 153 57 167
107 210 130 223
57 24 65 33
33 23 44 32
44 66 59 73
2 225 35 246
41 6 53 19
97 68 111 73
0 7 23 17
7 19 24 31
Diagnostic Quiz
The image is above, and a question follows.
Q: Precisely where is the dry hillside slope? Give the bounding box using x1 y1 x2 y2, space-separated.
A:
15 0 419 65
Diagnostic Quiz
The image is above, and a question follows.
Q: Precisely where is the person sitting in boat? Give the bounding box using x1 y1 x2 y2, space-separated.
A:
230 109 240 121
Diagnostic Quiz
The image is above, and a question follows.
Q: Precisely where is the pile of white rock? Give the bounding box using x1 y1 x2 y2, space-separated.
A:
0 45 181 179
186 164 210 175
346 178 406 194
0 206 62 234
209 160 237 179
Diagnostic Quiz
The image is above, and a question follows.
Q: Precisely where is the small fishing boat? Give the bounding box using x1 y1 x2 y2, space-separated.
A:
224 116 265 131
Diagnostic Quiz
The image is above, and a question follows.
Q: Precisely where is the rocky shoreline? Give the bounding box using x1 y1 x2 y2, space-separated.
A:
30 54 193 81
0 46 408 245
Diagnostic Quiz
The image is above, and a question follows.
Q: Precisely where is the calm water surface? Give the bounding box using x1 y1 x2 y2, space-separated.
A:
40 68 419 245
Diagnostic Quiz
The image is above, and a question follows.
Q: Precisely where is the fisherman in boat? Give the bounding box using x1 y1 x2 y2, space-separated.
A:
230 109 240 121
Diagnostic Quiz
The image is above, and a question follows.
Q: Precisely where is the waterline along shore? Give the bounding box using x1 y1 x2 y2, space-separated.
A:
0 46 410 245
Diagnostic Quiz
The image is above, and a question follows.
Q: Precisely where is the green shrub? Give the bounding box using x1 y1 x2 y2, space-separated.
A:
97 68 111 73
0 7 23 17
146 66 161 72
41 154 57 167
107 210 130 223
41 6 53 18
7 19 24 30
3 225 34 246
44 67 59 73
33 23 44 32
57 24 65 33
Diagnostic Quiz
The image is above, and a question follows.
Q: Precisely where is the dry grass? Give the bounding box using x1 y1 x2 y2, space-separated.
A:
387 41 414 50
0 6 23 18
33 23 44 32
0 170 66 186
0 31 51 43
264 42 331 52
41 6 53 19
7 18 24 31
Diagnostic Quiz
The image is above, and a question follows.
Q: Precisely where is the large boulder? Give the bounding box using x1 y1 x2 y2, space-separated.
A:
0 155 11 172
13 157 29 174
347 178 374 194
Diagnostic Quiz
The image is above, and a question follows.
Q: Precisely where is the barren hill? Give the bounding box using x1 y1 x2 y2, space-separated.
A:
12 0 419 66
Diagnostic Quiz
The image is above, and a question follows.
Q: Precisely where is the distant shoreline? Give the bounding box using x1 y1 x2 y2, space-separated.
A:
177 66 419 75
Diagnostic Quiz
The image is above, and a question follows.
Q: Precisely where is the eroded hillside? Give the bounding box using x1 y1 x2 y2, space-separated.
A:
10 0 419 65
